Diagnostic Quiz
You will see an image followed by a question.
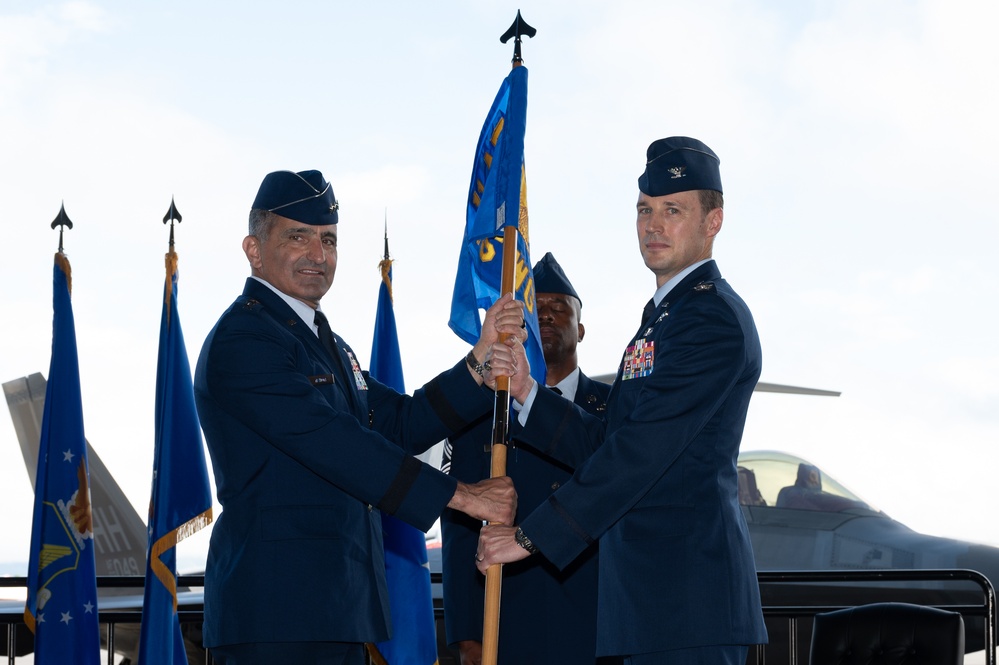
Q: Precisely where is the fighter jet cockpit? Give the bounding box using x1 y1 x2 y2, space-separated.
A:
736 450 877 513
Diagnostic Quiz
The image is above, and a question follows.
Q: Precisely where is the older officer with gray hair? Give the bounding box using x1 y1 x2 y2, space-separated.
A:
194 169 523 665
477 138 768 664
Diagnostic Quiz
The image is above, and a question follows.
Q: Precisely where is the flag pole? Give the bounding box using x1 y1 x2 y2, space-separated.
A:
482 13 537 665
138 197 213 664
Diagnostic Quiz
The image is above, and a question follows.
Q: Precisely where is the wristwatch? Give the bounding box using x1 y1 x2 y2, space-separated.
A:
465 350 485 378
514 527 538 555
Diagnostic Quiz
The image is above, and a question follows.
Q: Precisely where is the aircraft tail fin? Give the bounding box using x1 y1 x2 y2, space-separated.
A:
4 373 150 576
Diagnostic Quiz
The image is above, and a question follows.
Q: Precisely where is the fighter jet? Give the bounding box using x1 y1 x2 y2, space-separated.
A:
737 449 998 659
738 449 999 581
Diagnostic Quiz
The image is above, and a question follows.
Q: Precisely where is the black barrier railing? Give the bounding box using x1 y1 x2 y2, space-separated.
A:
753 569 996 665
2 569 995 665
0 575 211 665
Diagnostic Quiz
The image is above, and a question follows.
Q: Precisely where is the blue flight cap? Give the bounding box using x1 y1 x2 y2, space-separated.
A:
638 137 722 197
251 170 339 225
532 252 581 307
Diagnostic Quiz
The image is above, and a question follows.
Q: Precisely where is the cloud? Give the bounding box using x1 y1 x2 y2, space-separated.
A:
0 3 108 83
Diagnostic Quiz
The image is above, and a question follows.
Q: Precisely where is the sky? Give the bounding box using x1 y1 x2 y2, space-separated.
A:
0 0 997 572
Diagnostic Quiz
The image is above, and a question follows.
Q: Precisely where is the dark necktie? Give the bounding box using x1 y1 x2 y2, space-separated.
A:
548 386 563 395
314 310 358 414
641 298 657 327
314 310 338 358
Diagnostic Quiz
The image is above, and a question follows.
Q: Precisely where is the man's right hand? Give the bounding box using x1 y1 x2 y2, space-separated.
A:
484 336 534 404
448 477 516 525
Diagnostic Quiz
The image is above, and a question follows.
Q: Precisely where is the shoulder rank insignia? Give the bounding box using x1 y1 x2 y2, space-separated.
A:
585 394 608 412
693 282 715 292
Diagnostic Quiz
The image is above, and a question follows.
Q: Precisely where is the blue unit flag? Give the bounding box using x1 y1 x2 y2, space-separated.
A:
24 252 101 664
371 256 439 665
449 65 546 384
138 249 213 665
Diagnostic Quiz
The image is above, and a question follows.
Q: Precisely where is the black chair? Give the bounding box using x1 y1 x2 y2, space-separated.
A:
809 601 965 665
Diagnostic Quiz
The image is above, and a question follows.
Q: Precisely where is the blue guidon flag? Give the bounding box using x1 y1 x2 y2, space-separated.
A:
24 251 101 664
369 254 439 665
449 64 546 385
138 246 213 664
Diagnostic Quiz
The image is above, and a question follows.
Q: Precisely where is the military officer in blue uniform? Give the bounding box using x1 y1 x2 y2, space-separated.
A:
193 169 523 665
477 138 768 664
440 252 616 665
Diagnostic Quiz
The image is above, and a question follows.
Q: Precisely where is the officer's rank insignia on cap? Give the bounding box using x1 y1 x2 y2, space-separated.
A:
638 136 722 197
252 169 339 226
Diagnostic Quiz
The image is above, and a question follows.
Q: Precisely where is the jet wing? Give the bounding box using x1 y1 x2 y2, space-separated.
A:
590 373 841 396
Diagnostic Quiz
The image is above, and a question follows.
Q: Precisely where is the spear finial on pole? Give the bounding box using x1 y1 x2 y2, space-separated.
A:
162 197 183 249
382 208 390 261
500 10 536 67
51 202 73 253
379 209 394 301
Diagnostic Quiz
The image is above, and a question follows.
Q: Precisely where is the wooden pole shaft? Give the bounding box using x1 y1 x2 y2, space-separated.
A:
481 224 520 665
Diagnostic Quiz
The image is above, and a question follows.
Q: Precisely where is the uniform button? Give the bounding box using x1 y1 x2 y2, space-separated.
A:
551 481 560 490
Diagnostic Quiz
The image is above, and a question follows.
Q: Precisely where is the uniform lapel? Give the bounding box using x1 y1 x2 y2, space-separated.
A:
613 261 724 393
241 279 361 417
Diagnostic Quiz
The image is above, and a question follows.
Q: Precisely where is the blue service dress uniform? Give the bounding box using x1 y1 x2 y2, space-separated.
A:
514 261 768 658
441 371 611 664
193 277 494 649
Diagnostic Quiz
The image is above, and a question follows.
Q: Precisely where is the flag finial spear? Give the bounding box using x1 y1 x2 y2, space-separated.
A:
383 208 390 261
379 209 393 299
162 197 183 249
500 10 536 67
50 201 73 253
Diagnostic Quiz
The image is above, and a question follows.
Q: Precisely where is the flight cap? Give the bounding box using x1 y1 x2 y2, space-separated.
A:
638 137 722 197
252 170 339 225
532 252 581 307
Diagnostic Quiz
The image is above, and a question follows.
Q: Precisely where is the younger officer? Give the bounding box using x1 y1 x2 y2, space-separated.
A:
477 139 768 665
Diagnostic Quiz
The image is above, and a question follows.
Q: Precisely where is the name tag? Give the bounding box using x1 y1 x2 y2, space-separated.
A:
622 338 654 380
309 374 336 386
